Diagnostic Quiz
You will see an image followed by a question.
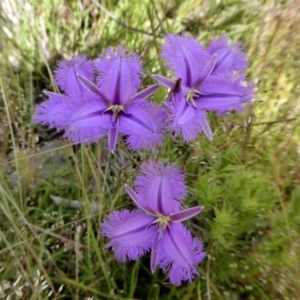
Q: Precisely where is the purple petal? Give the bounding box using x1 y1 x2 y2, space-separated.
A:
54 55 94 97
134 161 187 215
33 92 76 129
161 34 211 87
77 75 111 106
166 92 213 141
126 84 159 104
157 223 205 286
108 126 118 152
152 74 175 89
197 110 213 141
65 100 112 144
192 54 217 89
125 184 156 215
208 36 248 74
170 206 203 223
166 93 198 141
196 75 254 112
118 100 165 150
95 47 142 105
150 237 161 273
33 92 112 144
101 209 157 262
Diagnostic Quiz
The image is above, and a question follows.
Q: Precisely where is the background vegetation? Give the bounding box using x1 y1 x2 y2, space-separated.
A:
1 0 299 299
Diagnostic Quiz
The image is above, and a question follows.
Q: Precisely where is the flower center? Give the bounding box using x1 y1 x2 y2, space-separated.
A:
153 213 171 233
186 88 201 107
103 104 126 123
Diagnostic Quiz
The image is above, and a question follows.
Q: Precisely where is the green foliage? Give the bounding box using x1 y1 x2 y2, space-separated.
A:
1 0 300 299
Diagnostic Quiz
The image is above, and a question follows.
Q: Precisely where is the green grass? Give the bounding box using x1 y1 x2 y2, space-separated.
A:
1 0 300 299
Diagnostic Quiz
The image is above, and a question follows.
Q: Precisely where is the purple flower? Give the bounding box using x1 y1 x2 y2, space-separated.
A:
101 161 205 285
153 34 253 141
33 48 165 152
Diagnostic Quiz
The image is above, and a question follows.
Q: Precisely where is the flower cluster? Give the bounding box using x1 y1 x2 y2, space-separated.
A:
33 33 253 286
101 161 205 285
33 48 164 152
33 34 253 151
154 35 253 141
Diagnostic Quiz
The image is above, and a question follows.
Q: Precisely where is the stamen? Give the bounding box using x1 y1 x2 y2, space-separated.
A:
103 104 127 123
185 88 199 107
152 213 171 234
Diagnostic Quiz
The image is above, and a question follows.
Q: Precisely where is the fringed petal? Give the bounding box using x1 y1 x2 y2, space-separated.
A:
209 36 248 74
134 161 187 214
125 184 156 215
101 209 157 262
197 75 254 113
32 92 76 129
64 100 111 144
161 34 211 87
166 92 213 141
157 223 205 286
95 47 143 104
54 55 94 97
118 100 165 150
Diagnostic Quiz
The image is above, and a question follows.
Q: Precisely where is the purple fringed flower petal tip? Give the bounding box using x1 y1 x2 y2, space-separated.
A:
208 36 248 75
101 209 157 262
157 223 206 285
95 46 143 105
161 34 211 87
117 99 165 151
133 161 187 215
165 92 213 142
54 55 95 97
33 49 164 152
100 161 205 285
154 34 254 142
